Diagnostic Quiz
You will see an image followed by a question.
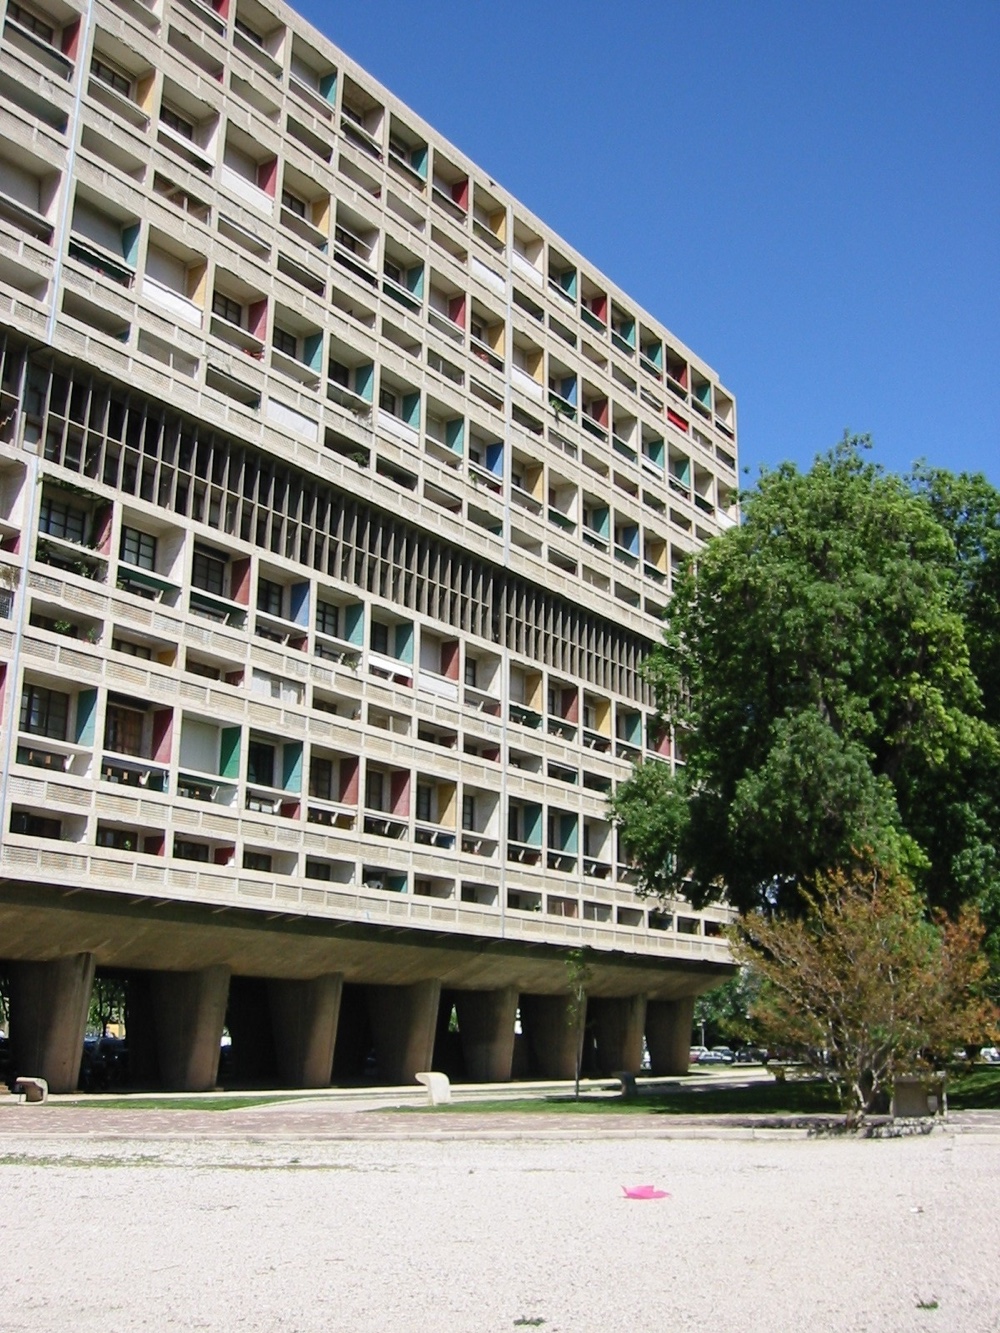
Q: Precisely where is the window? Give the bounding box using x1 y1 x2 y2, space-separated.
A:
104 704 144 756
234 15 263 44
174 839 210 862
96 825 138 851
507 807 521 841
462 794 475 831
365 769 385 811
378 387 397 415
309 756 335 801
334 225 359 254
38 495 86 543
246 741 275 787
281 189 307 219
191 547 226 596
19 684 69 739
370 620 389 655
120 527 156 570
315 600 340 637
243 850 272 872
415 783 432 823
273 326 298 358
463 657 477 688
8 2 54 43
10 810 62 839
161 105 194 140
91 55 131 97
212 291 242 326
384 260 402 285
112 638 153 659
328 359 349 388
257 578 283 616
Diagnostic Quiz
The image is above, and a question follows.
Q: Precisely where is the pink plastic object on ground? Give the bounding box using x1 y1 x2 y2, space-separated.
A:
622 1185 670 1199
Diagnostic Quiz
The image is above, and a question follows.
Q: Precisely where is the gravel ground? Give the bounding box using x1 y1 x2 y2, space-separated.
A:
1 1104 999 1332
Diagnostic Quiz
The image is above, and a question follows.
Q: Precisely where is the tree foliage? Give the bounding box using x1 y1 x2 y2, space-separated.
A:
610 438 1000 940
729 865 997 1123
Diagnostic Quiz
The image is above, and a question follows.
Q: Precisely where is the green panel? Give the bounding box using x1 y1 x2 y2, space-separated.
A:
220 726 241 779
395 620 414 664
402 392 420 428
343 602 364 646
282 741 303 793
76 688 97 746
561 815 579 852
445 417 465 453
643 341 663 368
593 506 610 538
354 362 374 402
524 803 542 846
406 263 424 298
303 331 323 371
121 223 140 266
672 458 691 485
558 269 577 298
319 71 336 104
646 437 665 467
410 144 428 179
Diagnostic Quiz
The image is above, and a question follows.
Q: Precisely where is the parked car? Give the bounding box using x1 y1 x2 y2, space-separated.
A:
980 1047 1000 1063
697 1050 728 1065
689 1046 710 1064
711 1046 735 1063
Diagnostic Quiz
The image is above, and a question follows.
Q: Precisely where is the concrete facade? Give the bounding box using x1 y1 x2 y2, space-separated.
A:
0 0 737 1089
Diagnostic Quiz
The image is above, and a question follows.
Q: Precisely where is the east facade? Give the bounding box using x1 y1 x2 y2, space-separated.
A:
0 0 738 1091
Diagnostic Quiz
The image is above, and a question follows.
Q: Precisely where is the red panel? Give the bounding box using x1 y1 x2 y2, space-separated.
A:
152 708 173 764
441 641 460 680
230 556 251 605
667 409 689 433
452 178 469 211
391 771 409 817
257 158 278 197
340 757 360 804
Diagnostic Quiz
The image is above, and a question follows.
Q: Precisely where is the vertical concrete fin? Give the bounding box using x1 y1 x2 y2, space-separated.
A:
454 986 518 1082
8 953 96 1094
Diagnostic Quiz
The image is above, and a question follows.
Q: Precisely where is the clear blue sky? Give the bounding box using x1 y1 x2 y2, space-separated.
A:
298 0 999 487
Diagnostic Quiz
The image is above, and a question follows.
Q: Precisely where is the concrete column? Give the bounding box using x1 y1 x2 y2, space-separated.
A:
227 976 276 1086
268 973 343 1089
590 994 648 1075
646 995 696 1076
124 971 159 1088
454 986 518 1082
149 965 230 1092
8 953 96 1093
331 983 371 1081
520 993 583 1080
366 979 441 1084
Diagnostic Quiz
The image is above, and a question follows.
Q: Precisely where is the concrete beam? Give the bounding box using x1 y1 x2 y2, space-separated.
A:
454 986 518 1082
268 973 343 1088
646 995 696 1075
8 953 95 1094
366 979 441 1084
520 993 583 1080
149 965 231 1092
590 994 648 1075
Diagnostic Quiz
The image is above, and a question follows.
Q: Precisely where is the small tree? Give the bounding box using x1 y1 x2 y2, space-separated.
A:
729 864 997 1124
564 949 592 1101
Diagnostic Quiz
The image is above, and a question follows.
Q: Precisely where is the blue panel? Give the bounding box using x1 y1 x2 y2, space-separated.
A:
303 331 323 371
486 441 504 476
402 392 420 428
290 582 310 626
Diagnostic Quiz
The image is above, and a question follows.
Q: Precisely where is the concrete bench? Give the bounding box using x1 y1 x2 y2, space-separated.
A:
415 1071 451 1106
14 1077 48 1104
617 1071 639 1100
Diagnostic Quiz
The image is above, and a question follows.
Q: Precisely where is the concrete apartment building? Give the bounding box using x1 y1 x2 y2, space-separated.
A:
0 0 739 1092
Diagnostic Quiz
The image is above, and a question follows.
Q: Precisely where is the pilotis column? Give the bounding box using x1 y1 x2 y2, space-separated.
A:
454 986 518 1082
590 994 648 1075
227 976 277 1085
645 995 696 1075
366 979 441 1084
149 965 231 1091
519 993 583 1080
268 973 343 1088
8 953 96 1093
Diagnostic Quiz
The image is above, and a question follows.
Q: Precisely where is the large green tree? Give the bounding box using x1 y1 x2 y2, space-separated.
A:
610 438 1000 941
